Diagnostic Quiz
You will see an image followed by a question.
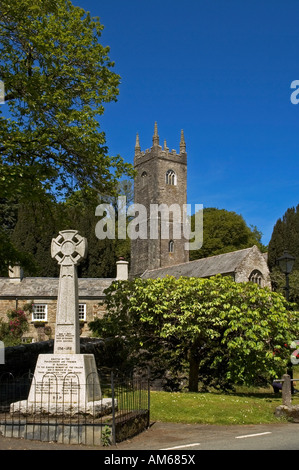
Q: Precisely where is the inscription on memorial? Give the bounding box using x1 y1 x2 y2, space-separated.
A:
27 354 101 405
55 329 75 353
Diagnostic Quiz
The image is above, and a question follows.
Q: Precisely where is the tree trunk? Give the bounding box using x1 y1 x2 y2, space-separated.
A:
188 342 200 392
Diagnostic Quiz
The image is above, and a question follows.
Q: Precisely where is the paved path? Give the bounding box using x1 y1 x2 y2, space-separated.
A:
1 421 299 451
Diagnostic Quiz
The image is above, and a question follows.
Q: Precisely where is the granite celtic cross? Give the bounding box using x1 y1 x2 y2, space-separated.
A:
51 230 87 354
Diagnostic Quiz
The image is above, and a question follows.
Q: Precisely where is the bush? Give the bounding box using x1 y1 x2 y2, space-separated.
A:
0 306 30 346
90 276 299 391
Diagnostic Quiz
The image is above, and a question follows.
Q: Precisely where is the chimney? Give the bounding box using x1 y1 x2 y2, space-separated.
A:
8 265 24 282
116 258 129 281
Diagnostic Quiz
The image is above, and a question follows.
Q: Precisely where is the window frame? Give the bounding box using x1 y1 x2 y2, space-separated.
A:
141 171 148 187
32 303 48 322
166 169 177 186
249 270 263 286
79 303 87 321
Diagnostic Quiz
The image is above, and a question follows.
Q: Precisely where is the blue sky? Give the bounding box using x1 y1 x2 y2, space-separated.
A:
69 2 299 244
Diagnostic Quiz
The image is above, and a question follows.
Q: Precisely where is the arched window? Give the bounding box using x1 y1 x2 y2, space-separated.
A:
141 171 147 187
166 169 176 185
169 240 174 253
249 270 263 286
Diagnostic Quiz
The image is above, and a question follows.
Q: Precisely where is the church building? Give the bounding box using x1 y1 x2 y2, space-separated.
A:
130 123 189 277
0 124 271 343
130 123 271 288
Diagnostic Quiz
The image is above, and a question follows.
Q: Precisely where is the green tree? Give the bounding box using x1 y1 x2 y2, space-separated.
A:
0 198 18 234
89 276 299 392
62 195 118 278
10 197 61 276
9 188 131 278
190 208 266 261
0 197 37 275
0 0 133 270
0 0 132 200
98 179 133 263
268 205 299 304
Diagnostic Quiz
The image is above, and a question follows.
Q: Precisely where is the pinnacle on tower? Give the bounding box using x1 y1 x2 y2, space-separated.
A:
180 129 186 154
152 122 159 147
135 133 141 154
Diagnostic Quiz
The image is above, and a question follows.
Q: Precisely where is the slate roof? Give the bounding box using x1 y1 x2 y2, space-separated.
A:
0 277 114 298
141 247 255 280
0 246 265 296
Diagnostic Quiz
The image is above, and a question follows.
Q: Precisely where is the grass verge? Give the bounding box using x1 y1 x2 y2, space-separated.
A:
149 388 299 425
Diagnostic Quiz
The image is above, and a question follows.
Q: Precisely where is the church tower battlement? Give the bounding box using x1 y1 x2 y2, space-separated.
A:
130 123 189 278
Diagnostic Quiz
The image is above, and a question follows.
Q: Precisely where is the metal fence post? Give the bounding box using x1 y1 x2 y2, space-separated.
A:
282 374 292 407
111 371 116 446
147 367 150 428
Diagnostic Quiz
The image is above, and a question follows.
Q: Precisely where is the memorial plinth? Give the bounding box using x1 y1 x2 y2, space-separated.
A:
11 230 113 417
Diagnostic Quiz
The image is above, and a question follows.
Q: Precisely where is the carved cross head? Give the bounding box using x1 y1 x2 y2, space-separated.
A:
51 230 88 266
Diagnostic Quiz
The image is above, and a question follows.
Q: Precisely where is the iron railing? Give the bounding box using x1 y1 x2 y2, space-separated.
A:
0 368 150 446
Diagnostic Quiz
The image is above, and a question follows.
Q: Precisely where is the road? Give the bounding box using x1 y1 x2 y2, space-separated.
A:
114 422 299 451
1 422 299 451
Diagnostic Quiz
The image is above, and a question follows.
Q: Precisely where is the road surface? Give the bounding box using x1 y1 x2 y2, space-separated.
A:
1 422 299 451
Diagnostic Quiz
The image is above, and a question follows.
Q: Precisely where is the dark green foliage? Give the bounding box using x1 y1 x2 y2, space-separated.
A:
268 205 299 271
0 198 36 275
11 197 61 276
268 204 299 304
190 208 266 261
89 276 299 392
0 0 133 202
0 0 133 270
6 189 131 278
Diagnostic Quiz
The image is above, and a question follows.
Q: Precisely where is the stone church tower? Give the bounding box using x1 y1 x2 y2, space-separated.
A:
130 123 189 277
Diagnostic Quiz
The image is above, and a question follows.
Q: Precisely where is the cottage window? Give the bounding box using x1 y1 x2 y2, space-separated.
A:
169 240 174 253
166 170 176 185
79 303 86 321
32 304 48 322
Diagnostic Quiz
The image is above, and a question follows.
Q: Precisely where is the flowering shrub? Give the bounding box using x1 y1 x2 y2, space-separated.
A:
7 309 29 338
0 306 30 346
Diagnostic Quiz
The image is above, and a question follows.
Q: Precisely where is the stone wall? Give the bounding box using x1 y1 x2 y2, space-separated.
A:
0 340 54 375
0 338 106 375
235 245 271 288
0 298 107 343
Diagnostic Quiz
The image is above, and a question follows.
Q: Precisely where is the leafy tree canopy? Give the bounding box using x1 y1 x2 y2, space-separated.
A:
0 0 133 271
268 205 299 271
0 0 133 202
190 208 266 261
4 185 132 277
89 275 299 391
268 204 299 304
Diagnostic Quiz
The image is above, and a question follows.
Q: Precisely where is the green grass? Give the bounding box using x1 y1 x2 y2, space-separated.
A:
149 387 299 425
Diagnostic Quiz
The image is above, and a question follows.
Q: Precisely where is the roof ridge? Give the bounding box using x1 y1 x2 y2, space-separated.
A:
142 246 256 276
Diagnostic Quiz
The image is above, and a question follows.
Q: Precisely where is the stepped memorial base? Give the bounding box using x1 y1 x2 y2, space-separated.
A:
10 354 113 417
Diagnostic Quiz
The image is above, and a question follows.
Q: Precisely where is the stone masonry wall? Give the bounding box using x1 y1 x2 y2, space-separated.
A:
131 126 189 277
235 246 271 288
0 338 106 375
0 298 107 343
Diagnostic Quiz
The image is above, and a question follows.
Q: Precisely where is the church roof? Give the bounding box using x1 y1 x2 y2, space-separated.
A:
141 246 257 280
0 277 114 298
